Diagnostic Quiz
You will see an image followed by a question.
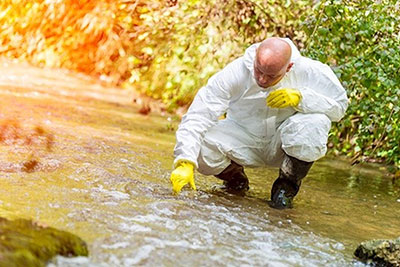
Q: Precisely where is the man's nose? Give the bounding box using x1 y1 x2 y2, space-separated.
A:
258 75 267 84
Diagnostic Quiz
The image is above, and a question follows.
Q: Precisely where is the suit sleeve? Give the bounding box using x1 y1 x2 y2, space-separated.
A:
295 60 349 122
173 58 247 167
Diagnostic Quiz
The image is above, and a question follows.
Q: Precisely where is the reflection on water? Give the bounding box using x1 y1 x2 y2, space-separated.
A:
0 61 399 266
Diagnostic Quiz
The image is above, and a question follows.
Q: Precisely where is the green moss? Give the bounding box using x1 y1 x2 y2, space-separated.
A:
0 217 88 267
0 250 42 267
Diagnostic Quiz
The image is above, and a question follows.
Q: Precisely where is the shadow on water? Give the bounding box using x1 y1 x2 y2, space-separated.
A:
0 61 398 266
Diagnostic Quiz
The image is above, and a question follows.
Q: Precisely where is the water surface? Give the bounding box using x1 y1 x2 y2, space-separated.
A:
0 61 399 266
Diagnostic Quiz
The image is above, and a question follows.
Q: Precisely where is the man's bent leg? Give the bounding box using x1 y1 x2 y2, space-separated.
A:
197 120 267 192
198 141 249 192
215 161 249 192
269 113 331 209
268 154 313 209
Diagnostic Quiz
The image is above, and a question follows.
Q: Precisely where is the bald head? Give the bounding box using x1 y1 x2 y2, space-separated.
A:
254 38 293 88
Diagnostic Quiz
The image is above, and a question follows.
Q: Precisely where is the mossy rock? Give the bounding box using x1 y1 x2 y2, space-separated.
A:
0 217 88 267
354 237 400 266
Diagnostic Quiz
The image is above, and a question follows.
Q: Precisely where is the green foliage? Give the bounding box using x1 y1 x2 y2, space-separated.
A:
129 0 310 110
0 0 154 83
0 0 399 170
301 0 400 169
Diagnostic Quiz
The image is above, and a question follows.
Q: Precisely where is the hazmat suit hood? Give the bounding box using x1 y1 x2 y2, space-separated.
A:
243 38 301 75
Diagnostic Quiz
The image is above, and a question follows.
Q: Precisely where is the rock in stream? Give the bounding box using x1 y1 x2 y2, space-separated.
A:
0 217 88 267
354 237 400 266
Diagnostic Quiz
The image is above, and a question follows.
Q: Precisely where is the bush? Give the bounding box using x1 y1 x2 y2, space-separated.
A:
129 0 310 111
0 0 150 83
301 0 400 169
0 0 399 170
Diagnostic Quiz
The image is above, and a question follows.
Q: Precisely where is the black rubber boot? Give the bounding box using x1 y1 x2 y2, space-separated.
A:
268 154 313 209
215 161 249 193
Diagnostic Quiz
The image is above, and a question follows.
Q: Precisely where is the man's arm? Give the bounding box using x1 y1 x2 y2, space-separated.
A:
173 57 246 167
295 59 349 122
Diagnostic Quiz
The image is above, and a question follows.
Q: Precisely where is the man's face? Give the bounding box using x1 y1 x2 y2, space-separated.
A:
253 57 292 88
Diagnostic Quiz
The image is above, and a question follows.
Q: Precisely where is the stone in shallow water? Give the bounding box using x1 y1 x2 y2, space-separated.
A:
0 217 88 267
354 237 400 266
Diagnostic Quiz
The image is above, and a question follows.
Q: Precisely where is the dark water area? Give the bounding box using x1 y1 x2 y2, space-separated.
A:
0 61 398 266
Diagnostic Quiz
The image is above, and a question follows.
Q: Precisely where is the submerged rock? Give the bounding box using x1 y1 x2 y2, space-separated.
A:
354 238 400 266
0 217 88 267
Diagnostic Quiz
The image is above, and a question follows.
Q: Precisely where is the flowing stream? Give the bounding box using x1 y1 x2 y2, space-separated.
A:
0 61 399 266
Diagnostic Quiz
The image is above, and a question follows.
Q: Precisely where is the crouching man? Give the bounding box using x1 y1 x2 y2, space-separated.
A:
170 37 348 209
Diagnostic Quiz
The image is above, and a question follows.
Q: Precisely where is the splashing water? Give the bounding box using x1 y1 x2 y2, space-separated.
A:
0 61 399 266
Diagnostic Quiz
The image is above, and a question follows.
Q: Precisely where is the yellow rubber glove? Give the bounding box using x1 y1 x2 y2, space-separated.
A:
266 88 301 108
170 161 196 194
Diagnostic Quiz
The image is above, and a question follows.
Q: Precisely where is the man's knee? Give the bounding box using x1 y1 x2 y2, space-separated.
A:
197 141 231 176
279 113 331 162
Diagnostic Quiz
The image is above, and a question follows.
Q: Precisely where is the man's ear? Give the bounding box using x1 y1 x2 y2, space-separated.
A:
286 62 294 72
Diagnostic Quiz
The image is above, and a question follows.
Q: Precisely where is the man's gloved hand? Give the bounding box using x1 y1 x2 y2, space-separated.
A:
266 88 301 108
170 161 196 194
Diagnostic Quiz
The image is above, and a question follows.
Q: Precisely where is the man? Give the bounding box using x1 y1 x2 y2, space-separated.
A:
170 37 348 209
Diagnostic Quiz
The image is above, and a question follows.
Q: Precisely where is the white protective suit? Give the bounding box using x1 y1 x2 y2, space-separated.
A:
174 38 348 176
